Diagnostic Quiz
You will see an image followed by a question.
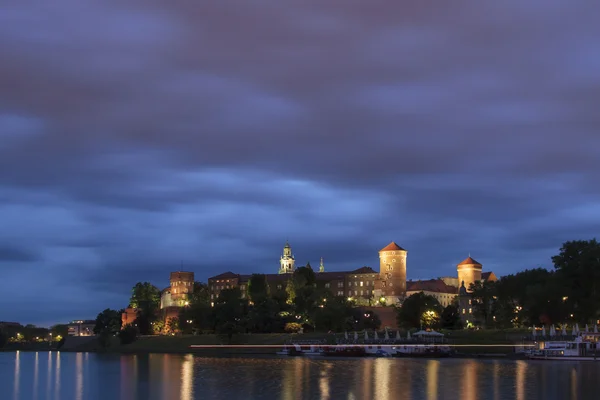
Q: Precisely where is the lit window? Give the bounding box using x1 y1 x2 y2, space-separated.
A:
469 308 472 314
325 283 330 288
469 299 471 305
462 309 466 314
360 281 364 287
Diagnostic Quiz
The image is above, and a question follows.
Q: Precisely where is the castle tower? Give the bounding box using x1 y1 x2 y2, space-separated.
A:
456 256 482 292
279 241 295 274
378 242 407 304
319 257 325 273
170 271 194 306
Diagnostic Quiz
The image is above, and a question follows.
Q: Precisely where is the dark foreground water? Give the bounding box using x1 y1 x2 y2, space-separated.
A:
1 352 600 400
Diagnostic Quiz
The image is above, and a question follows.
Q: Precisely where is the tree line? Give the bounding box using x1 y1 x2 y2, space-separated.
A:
469 239 600 328
94 266 382 345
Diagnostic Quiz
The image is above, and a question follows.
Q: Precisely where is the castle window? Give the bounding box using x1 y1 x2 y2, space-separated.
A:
469 308 472 314
277 284 282 290
360 281 363 287
325 283 330 288
462 309 466 314
469 299 472 305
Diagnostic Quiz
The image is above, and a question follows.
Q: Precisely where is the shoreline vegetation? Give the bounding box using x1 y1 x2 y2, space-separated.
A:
4 330 532 358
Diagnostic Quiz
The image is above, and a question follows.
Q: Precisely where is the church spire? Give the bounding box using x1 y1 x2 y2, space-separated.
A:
319 257 325 273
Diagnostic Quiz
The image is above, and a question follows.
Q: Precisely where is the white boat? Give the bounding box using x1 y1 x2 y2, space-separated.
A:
276 344 304 356
529 333 600 361
276 344 324 356
364 344 393 357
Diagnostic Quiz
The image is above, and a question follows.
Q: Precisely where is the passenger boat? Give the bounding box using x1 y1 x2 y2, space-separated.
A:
364 345 393 357
276 344 324 356
276 344 304 356
528 333 600 361
321 346 367 357
392 344 453 358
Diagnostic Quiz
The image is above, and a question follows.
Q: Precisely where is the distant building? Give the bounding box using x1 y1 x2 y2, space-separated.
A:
406 279 459 307
67 320 95 336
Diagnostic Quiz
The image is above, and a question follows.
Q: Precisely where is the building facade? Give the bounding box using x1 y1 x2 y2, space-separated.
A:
206 242 498 310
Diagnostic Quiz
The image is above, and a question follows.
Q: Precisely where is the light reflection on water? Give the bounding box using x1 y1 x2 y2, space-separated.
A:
1 352 599 400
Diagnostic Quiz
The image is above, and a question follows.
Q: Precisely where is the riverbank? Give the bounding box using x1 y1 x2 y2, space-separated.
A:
56 329 531 357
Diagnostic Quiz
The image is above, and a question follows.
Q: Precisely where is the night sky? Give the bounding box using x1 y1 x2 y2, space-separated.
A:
1 1 599 327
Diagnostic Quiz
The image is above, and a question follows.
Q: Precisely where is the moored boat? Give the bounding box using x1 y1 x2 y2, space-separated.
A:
322 346 367 357
528 333 600 361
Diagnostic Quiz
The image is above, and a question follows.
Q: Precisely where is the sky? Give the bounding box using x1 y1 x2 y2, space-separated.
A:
1 1 599 327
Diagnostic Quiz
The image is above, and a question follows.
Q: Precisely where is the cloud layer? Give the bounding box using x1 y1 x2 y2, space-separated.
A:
1 0 599 326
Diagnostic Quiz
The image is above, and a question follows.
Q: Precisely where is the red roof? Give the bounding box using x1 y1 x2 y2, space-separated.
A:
351 266 377 274
458 256 482 266
380 242 405 252
406 279 457 294
481 271 497 281
209 271 240 280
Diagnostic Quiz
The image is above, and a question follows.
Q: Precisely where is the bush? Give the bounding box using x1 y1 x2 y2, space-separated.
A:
118 325 138 345
284 322 302 333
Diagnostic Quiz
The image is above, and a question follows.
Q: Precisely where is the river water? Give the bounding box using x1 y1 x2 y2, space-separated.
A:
1 351 599 399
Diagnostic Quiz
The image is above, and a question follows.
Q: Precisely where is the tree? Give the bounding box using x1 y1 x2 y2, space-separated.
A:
165 317 179 334
397 292 443 329
248 274 270 304
118 325 138 345
285 278 296 305
441 304 463 330
190 282 210 306
470 280 497 328
552 239 600 324
129 282 161 309
293 266 316 288
212 288 248 341
50 324 69 339
94 309 122 335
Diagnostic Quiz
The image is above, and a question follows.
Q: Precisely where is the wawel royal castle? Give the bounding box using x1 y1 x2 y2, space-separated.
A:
124 241 497 328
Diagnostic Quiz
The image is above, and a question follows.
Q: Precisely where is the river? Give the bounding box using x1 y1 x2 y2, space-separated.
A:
1 351 598 399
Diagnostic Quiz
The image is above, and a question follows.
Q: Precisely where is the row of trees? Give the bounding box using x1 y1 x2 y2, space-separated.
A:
470 239 600 328
0 323 68 349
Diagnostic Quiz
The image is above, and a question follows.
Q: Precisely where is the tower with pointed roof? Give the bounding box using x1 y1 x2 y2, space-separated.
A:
377 241 407 304
456 256 482 293
279 241 295 274
319 257 325 273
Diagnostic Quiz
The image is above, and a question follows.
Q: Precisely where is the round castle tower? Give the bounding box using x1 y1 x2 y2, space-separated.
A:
378 242 407 304
456 256 482 292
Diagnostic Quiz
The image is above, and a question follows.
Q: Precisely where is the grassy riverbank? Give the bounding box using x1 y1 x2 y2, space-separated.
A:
59 329 531 356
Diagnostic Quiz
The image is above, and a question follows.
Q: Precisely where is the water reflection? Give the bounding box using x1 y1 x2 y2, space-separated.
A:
515 360 527 400
4 352 600 400
55 351 61 399
13 351 20 400
75 352 83 400
427 360 439 400
374 358 390 400
461 359 477 400
180 354 194 400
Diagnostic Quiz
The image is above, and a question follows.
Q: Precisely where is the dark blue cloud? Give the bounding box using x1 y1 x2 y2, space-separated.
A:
1 0 599 326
